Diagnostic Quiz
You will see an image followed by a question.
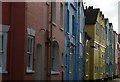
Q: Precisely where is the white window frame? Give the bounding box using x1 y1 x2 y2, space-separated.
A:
0 25 9 73
26 28 35 73
79 32 82 43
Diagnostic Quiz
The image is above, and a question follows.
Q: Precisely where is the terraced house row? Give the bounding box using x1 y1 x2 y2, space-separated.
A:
0 1 120 81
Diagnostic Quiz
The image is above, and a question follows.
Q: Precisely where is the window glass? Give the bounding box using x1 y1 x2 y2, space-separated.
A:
0 25 10 73
0 52 2 67
27 36 34 70
52 2 56 23
51 42 59 71
60 3 63 28
66 9 69 32
72 15 75 36
0 35 3 51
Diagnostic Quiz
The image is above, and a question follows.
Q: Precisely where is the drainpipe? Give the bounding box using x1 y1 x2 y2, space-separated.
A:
47 2 52 80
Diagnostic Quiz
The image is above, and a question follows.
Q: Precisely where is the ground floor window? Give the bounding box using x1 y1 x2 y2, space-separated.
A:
0 25 9 73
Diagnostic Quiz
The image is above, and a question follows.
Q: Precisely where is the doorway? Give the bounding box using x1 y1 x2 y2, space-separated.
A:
36 44 42 80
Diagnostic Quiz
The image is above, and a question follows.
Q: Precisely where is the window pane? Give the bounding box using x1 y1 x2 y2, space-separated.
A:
27 53 31 68
52 46 55 70
72 15 75 36
52 42 59 71
60 3 63 27
0 52 2 67
31 38 34 53
52 2 56 23
0 35 3 51
67 10 69 32
27 36 34 70
28 37 31 52
30 38 32 53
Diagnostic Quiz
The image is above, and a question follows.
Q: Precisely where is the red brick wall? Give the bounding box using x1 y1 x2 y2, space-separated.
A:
51 2 64 80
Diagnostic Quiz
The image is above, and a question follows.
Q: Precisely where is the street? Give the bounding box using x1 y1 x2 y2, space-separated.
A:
107 78 120 82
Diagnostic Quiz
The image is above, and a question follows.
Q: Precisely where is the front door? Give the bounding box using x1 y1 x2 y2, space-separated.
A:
36 44 41 80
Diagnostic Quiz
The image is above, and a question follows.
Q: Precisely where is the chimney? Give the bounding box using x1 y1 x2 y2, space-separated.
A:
86 6 87 10
88 6 93 9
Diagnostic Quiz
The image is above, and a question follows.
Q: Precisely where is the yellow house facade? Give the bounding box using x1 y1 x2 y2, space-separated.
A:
85 6 106 80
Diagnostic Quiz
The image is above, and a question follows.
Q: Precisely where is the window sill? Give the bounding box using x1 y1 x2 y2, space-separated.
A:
86 53 89 55
46 2 50 6
79 42 82 44
67 31 70 34
51 71 60 75
26 70 35 74
59 27 64 31
86 75 88 77
52 22 57 27
71 35 75 38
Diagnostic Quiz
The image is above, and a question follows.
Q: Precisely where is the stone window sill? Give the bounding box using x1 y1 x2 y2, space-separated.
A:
51 71 60 75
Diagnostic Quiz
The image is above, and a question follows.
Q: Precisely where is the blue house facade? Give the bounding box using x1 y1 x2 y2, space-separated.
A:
105 19 115 80
105 18 110 80
64 1 85 80
108 23 114 80
77 1 85 80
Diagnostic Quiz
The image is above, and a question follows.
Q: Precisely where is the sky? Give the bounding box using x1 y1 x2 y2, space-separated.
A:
83 0 119 33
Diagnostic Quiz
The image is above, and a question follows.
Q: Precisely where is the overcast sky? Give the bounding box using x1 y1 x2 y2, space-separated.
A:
83 0 119 33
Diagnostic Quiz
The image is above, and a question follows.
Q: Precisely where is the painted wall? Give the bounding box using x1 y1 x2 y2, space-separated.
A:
2 2 64 80
51 2 65 80
2 2 26 80
64 1 85 80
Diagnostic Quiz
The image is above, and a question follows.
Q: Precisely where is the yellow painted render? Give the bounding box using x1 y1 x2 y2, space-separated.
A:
89 45 94 80
85 12 107 80
85 25 95 80
85 25 95 39
96 12 107 80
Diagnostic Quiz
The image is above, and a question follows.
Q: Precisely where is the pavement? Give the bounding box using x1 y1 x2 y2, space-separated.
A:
107 78 120 82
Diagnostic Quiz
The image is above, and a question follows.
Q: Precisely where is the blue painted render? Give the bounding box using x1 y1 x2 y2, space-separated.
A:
108 23 114 79
64 1 85 80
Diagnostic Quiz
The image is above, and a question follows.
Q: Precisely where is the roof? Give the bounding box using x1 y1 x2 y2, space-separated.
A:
85 6 100 24
104 18 108 24
109 23 113 26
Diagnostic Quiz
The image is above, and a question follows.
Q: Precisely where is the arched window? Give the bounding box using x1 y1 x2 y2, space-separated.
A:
51 41 59 73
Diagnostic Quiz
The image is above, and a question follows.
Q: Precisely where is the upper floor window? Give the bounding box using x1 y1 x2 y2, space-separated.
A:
0 25 10 73
72 15 75 36
52 2 56 24
66 9 69 32
26 28 35 73
96 22 100 36
60 3 64 28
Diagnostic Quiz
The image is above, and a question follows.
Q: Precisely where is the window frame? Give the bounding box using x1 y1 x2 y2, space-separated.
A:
52 2 56 25
79 32 82 43
26 28 35 73
0 25 10 73
51 41 60 75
